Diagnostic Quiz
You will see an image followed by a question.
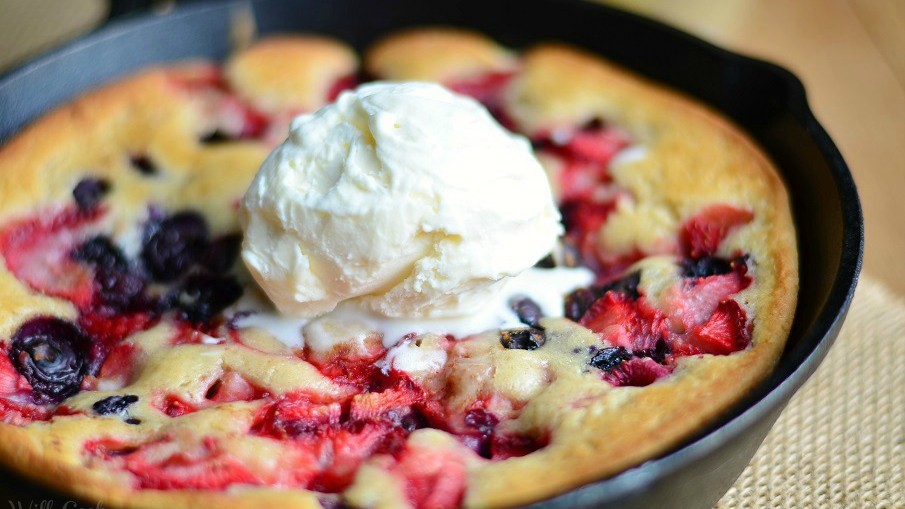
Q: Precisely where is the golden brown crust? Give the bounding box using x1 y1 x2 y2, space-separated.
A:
365 27 516 82
0 29 797 509
225 35 358 114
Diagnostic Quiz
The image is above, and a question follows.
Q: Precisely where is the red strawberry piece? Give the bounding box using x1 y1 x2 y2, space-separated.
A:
304 342 387 388
251 392 344 440
446 71 514 107
0 353 30 396
602 357 672 387
121 437 264 490
685 300 752 355
579 292 668 355
326 74 358 102
154 394 198 418
661 269 751 334
96 341 138 383
0 206 105 309
491 432 548 460
205 371 267 403
680 204 754 259
560 198 619 272
565 127 630 165
309 423 393 493
0 397 51 425
391 444 467 509
79 311 156 347
349 375 425 426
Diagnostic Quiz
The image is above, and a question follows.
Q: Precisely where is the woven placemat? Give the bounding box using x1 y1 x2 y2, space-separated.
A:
717 274 904 508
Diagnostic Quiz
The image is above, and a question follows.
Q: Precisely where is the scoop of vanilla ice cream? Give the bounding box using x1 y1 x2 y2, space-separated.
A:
240 81 561 318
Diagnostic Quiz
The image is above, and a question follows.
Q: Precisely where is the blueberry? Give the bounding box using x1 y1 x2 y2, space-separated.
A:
589 347 632 371
9 317 90 403
72 178 110 210
71 236 128 271
202 233 242 274
142 211 210 282
95 268 146 311
638 339 670 364
510 297 543 328
92 394 139 415
680 256 732 278
173 274 243 323
129 154 157 176
72 236 147 311
564 271 641 322
125 418 142 425
564 287 598 322
597 271 641 301
500 328 546 350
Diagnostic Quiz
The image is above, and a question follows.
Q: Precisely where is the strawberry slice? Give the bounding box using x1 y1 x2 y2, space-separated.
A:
661 269 751 334
680 204 754 259
580 292 669 355
0 206 105 309
0 352 30 396
205 371 267 403
391 443 467 509
601 357 672 387
309 424 393 493
121 437 264 490
251 392 343 440
326 74 358 102
446 71 514 108
96 341 138 384
154 394 198 418
565 127 630 165
685 300 752 355
304 342 387 388
80 311 156 346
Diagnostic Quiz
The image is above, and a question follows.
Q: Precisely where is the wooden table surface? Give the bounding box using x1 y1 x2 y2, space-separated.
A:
1 0 903 294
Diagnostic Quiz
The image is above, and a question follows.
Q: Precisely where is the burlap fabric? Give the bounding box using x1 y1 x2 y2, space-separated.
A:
717 275 904 508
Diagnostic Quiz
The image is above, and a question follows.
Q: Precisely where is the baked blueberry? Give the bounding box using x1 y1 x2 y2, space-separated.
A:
510 297 543 328
500 328 546 350
9 317 91 403
72 178 110 210
173 274 243 323
93 394 139 415
142 211 210 282
588 346 632 372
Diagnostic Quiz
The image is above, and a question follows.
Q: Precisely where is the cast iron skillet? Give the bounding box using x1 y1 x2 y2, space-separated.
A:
0 0 863 507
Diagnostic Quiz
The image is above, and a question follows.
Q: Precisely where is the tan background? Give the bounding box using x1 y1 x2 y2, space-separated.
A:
0 1 902 507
